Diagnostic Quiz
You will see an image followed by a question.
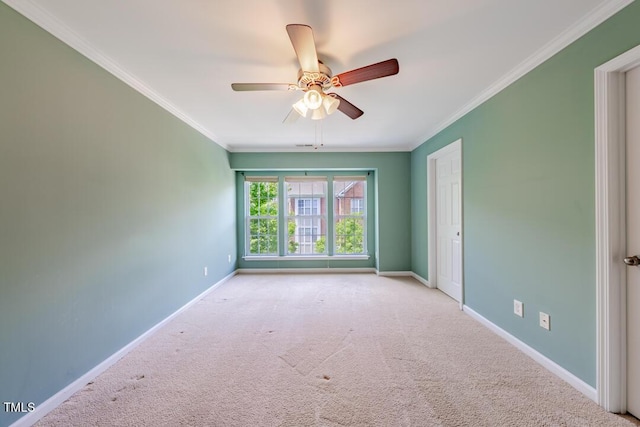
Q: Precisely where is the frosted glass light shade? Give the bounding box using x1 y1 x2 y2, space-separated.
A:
303 89 323 110
323 95 340 115
311 107 327 120
292 99 309 117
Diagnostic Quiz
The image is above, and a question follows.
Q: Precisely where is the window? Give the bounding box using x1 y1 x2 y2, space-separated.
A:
334 178 366 254
286 178 327 254
243 174 369 258
245 177 278 255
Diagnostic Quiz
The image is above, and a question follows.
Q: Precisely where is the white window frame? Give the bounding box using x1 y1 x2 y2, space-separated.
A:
244 178 279 256
242 174 371 260
334 178 367 255
286 178 327 255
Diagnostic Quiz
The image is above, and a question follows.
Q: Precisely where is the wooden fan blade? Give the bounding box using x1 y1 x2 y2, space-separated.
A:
286 24 319 73
331 59 399 87
328 93 364 119
231 83 297 91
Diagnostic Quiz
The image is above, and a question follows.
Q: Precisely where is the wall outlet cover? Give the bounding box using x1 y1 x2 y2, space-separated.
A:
539 312 550 330
514 299 524 317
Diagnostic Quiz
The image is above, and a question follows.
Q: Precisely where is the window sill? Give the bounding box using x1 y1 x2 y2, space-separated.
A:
243 255 370 261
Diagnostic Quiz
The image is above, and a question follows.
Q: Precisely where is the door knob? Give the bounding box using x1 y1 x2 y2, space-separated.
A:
624 255 640 266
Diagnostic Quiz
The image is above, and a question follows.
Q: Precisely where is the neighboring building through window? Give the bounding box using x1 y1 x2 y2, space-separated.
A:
294 198 321 254
350 198 364 214
286 178 327 254
334 178 366 254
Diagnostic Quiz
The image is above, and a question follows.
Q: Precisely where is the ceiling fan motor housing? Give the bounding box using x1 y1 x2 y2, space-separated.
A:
297 62 333 90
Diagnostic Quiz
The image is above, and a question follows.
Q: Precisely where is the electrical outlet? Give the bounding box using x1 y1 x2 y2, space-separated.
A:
204 266 208 276
514 300 523 317
228 254 231 263
539 312 550 330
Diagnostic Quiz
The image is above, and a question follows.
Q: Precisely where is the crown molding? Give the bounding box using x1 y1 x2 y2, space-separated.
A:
409 0 634 151
228 145 413 153
2 0 229 151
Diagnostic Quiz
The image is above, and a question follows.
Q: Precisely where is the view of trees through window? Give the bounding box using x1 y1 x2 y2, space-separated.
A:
246 180 278 255
333 179 365 254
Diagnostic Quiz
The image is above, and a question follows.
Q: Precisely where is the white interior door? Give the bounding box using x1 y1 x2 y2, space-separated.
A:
435 145 462 301
626 64 640 418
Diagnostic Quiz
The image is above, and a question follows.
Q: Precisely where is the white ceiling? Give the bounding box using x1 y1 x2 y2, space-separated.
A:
4 0 630 152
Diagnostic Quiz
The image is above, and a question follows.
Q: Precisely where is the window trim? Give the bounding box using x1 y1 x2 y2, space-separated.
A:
333 178 367 255
244 179 279 256
242 173 371 260
285 177 328 256
243 254 370 261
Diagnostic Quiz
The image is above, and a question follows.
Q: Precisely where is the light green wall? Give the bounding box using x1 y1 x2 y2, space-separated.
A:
0 4 236 426
411 2 640 387
4 1 637 422
230 152 411 272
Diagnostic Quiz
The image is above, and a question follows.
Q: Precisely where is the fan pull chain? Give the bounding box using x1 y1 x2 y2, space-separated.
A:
314 121 324 150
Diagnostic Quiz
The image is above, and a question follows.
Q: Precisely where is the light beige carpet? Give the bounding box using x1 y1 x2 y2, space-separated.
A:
36 274 633 426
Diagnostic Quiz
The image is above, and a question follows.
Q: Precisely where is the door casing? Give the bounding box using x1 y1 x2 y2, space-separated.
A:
595 44 640 413
427 138 463 308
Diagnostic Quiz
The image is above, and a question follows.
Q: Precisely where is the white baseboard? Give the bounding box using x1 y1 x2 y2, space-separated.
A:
376 270 411 277
235 269 435 291
10 270 237 427
233 269 433 291
462 305 597 403
410 272 433 288
237 267 376 274
376 270 434 289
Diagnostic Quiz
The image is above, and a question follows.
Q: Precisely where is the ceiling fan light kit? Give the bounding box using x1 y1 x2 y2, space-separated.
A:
231 24 399 122
292 84 341 120
303 86 323 110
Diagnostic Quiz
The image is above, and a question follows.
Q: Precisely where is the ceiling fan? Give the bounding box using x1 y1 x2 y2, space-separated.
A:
231 24 399 122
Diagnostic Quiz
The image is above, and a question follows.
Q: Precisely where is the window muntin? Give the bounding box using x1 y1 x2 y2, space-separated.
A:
286 178 327 255
243 174 369 258
334 178 366 255
245 178 279 255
